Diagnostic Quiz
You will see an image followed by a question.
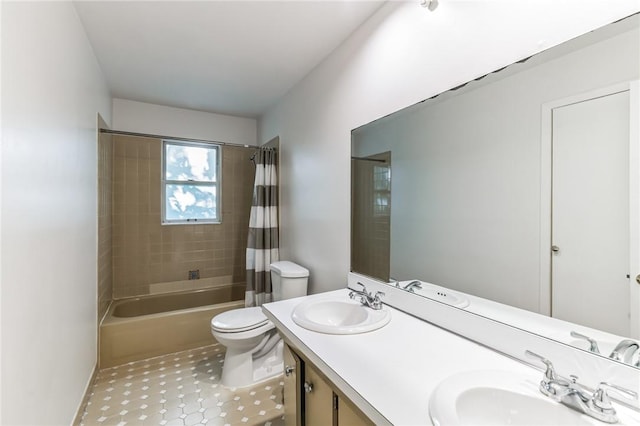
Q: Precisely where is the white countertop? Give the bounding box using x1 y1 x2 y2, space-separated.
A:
262 289 548 425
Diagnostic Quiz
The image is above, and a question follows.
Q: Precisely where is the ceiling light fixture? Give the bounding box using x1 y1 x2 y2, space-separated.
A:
420 0 439 11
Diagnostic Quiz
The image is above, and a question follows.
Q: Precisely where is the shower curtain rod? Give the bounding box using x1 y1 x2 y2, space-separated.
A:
99 128 258 149
351 156 387 163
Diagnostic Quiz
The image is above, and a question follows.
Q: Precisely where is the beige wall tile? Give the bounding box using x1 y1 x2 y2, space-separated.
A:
111 137 255 298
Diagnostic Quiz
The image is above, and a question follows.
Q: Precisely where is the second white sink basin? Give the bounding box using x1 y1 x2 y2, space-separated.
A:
420 282 470 308
291 297 390 334
429 370 640 426
398 280 470 308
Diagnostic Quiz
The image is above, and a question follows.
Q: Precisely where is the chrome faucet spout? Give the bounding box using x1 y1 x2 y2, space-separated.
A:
556 379 594 416
402 280 422 293
609 339 639 365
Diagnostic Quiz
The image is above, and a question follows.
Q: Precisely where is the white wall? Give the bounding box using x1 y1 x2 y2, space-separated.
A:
0 1 4 421
259 0 640 294
112 98 257 145
1 2 111 424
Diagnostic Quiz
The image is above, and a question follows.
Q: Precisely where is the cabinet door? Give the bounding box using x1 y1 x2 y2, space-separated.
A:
337 395 374 426
304 363 336 426
283 345 302 426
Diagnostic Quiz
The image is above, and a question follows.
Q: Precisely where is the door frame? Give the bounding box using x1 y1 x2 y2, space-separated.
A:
539 81 640 338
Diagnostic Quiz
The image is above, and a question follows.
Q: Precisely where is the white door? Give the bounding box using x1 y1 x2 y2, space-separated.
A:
551 90 630 336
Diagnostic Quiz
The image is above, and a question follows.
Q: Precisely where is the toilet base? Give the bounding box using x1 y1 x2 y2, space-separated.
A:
220 338 284 388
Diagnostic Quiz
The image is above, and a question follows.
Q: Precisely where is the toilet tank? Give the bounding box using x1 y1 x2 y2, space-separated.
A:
270 261 309 301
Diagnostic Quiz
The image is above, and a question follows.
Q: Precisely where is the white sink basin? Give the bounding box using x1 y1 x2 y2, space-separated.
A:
429 370 640 426
420 283 470 308
291 298 390 334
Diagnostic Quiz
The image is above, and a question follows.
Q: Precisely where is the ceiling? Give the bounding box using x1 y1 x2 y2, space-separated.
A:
74 1 386 118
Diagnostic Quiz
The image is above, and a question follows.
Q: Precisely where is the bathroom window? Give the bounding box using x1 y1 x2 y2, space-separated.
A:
162 140 221 224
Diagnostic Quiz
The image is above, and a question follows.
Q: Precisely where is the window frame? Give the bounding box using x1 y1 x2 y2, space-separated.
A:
161 139 222 225
372 164 391 217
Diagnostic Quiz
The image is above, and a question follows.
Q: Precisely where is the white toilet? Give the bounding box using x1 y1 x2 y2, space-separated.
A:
210 261 309 388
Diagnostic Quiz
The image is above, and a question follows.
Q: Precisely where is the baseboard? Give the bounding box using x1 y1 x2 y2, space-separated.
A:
71 363 98 426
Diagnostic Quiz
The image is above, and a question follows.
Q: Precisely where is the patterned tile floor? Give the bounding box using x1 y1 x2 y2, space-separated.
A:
79 345 285 426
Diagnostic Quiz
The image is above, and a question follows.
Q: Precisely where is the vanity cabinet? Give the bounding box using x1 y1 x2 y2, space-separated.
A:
283 343 303 425
284 344 374 426
304 361 334 426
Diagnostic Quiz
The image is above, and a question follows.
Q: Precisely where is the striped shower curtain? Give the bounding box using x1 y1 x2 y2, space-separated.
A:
245 148 279 307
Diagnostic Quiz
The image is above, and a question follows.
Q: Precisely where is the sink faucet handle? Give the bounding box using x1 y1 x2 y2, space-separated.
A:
349 282 366 299
570 331 601 354
525 351 572 401
370 291 385 309
591 382 638 414
525 351 560 382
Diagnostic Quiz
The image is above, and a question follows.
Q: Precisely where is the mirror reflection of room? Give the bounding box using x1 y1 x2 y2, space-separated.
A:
352 13 640 367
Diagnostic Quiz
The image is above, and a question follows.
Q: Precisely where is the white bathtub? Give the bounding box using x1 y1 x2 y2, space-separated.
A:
99 285 245 368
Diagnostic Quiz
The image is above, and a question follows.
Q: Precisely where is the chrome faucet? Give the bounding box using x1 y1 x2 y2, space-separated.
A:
569 332 640 367
402 280 422 293
609 339 639 366
525 350 638 423
349 282 385 310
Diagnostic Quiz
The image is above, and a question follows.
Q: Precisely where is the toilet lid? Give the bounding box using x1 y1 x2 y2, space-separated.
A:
211 307 270 332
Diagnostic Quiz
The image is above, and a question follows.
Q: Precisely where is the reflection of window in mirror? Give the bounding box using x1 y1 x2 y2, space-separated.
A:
373 165 391 217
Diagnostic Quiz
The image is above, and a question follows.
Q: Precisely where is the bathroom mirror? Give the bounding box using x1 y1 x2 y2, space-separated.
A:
351 14 640 367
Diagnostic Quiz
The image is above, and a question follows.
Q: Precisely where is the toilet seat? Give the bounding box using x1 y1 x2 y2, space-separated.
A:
211 307 272 334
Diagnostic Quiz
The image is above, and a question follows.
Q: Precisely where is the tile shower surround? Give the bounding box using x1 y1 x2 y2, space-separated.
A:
111 136 255 298
79 344 284 426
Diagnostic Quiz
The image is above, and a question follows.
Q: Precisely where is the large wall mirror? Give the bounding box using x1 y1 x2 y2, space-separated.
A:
352 14 640 368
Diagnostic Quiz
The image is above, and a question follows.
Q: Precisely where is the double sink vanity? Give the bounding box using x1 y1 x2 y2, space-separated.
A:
262 280 640 425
